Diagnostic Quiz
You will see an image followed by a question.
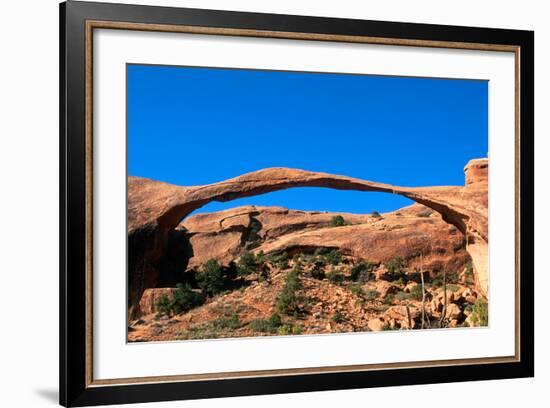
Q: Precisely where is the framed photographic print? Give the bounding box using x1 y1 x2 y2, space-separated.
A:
59 1 534 406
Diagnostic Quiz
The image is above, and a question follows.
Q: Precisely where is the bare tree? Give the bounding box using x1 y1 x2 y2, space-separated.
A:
420 251 426 329
440 268 447 328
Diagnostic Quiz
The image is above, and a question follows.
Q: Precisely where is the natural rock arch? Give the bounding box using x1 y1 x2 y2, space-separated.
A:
128 159 488 319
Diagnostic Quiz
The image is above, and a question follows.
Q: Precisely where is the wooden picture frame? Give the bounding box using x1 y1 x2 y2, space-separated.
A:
60 1 534 406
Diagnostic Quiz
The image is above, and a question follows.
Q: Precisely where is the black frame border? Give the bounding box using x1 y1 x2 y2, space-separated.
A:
60 1 534 406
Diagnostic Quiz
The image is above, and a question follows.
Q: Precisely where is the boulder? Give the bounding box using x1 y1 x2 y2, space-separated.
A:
445 303 463 320
367 317 386 332
383 306 421 329
138 288 177 316
368 281 399 299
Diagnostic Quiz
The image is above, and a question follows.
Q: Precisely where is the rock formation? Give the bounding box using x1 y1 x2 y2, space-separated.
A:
128 159 488 319
179 204 469 275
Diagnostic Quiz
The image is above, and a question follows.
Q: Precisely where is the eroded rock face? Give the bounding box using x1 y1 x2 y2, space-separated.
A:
127 159 488 318
180 204 470 276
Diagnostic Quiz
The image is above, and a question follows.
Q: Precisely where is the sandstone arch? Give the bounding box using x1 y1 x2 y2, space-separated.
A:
128 159 488 319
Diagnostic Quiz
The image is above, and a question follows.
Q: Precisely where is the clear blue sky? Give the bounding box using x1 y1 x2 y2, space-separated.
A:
127 64 487 214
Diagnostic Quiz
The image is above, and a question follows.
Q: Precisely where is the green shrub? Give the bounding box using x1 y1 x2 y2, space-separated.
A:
332 311 344 323
327 269 344 285
212 313 241 330
237 251 258 276
371 211 381 218
249 313 282 333
431 278 442 288
247 218 262 242
313 248 342 266
299 253 315 264
324 249 342 265
268 252 289 269
310 262 326 280
330 215 345 227
155 294 172 317
172 283 204 314
383 293 395 305
366 289 378 300
471 298 489 326
256 250 266 264
447 284 460 293
350 261 376 282
348 284 364 297
314 247 331 256
394 291 410 301
155 283 204 317
276 268 302 315
386 256 405 275
197 259 226 296
410 284 423 301
446 271 459 284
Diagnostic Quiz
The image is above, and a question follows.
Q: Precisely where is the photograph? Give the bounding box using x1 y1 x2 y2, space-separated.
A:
126 64 489 342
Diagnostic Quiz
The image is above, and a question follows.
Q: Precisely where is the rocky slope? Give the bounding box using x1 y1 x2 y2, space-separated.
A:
129 249 484 342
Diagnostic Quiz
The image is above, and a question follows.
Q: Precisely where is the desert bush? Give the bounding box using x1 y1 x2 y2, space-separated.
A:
237 251 258 276
327 269 344 285
299 253 315 264
312 248 342 266
446 271 459 284
310 261 326 280
324 249 342 265
332 311 344 323
350 261 376 282
431 278 442 288
249 313 282 333
155 294 172 317
172 283 204 314
277 324 303 335
155 283 204 317
410 284 423 301
386 256 405 275
394 291 410 301
247 218 262 242
471 298 489 326
366 289 378 300
268 252 289 269
212 313 241 330
371 211 381 218
197 259 226 296
276 267 302 315
331 215 345 227
348 283 364 297
447 284 460 292
383 293 395 305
